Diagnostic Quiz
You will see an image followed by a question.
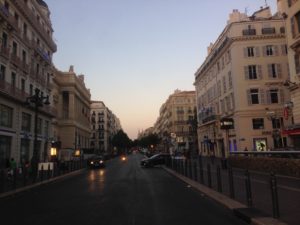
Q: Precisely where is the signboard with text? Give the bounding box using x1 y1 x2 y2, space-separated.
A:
220 118 234 130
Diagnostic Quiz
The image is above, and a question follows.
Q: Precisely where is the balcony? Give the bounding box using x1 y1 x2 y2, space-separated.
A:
242 29 256 36
20 61 30 74
262 27 275 35
174 120 187 125
10 54 21 68
0 78 28 102
0 3 21 33
0 46 9 59
13 0 57 52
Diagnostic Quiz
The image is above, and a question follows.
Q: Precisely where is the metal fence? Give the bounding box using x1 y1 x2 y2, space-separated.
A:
165 156 300 225
0 160 87 195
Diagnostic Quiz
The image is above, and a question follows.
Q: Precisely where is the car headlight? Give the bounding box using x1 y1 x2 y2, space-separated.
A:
100 160 103 164
90 161 94 164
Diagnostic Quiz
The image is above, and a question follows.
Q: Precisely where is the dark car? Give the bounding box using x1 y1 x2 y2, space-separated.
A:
140 153 170 168
88 156 105 168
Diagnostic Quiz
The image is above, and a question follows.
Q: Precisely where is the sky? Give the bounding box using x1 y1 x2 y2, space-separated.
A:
46 0 277 139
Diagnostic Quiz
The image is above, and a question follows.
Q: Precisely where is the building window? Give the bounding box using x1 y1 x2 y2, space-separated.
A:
295 53 300 74
272 118 282 129
44 121 49 138
222 76 226 93
30 84 33 95
266 45 274 56
0 135 11 169
252 118 264 129
0 65 5 80
291 11 300 37
11 72 16 87
1 32 8 48
268 89 279 103
37 118 42 134
21 112 31 132
248 89 259 104
268 64 281 78
12 42 18 56
245 65 258 79
217 81 221 96
21 79 25 92
247 47 254 57
20 139 30 164
0 104 13 128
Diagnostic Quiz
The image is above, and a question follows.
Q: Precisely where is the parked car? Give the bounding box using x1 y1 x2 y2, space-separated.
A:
88 156 105 168
140 153 170 168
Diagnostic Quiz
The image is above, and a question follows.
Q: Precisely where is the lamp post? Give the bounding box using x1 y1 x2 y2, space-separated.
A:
25 88 50 179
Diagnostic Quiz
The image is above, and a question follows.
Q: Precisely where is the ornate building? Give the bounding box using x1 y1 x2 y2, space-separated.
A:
277 0 300 148
153 90 196 155
53 66 91 154
0 0 56 167
90 101 121 155
194 7 290 157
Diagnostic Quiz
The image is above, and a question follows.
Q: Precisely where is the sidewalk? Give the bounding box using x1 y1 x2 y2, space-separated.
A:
0 168 86 199
163 166 287 225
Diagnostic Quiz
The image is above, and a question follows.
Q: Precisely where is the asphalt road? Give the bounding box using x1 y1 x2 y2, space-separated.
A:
0 153 247 225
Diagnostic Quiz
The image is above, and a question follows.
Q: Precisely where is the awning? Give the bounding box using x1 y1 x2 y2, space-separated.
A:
282 129 300 135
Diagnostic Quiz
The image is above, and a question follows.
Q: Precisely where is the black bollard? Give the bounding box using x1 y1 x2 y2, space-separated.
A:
198 157 204 184
244 170 253 207
217 165 222 193
0 169 4 193
194 161 198 181
13 168 17 189
207 164 212 188
270 172 280 218
228 166 235 199
184 160 188 177
40 165 44 182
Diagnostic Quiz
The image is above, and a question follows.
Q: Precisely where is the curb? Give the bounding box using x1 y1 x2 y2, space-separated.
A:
0 169 86 199
163 166 287 225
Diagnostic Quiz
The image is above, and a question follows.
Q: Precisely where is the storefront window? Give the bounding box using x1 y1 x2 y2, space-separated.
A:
0 104 13 128
20 138 30 164
0 135 11 169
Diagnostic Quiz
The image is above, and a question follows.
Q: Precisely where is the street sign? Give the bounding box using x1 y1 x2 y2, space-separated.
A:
220 118 234 130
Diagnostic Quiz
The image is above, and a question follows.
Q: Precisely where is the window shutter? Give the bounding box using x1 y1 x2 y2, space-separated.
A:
274 46 279 56
266 90 271 104
257 65 262 79
247 90 252 105
281 45 287 55
267 64 272 78
277 64 282 78
291 17 295 38
260 89 265 104
262 46 266 56
255 47 260 57
244 66 249 80
280 89 285 104
244 48 248 58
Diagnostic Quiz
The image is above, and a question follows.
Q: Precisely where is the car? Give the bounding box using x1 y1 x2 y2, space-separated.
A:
88 156 105 168
140 153 170 168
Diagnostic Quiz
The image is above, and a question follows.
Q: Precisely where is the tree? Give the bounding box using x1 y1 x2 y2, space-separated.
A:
111 130 132 154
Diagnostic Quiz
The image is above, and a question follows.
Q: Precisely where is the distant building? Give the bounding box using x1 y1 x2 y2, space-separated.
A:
277 0 300 148
0 0 57 167
90 101 121 155
153 89 196 154
194 7 290 157
53 66 91 153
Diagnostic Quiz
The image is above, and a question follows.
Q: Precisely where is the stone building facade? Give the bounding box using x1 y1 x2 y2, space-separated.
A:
277 0 300 148
53 66 91 154
0 0 56 167
153 90 196 155
194 7 290 157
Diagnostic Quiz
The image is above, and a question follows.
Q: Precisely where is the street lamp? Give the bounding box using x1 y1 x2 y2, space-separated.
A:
25 88 50 179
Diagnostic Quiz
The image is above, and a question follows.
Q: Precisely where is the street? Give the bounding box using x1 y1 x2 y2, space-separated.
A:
0 153 247 225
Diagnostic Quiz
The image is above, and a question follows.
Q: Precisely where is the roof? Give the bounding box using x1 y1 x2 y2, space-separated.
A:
36 0 48 8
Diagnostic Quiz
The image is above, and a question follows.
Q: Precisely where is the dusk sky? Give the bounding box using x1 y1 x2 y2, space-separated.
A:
46 0 277 139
